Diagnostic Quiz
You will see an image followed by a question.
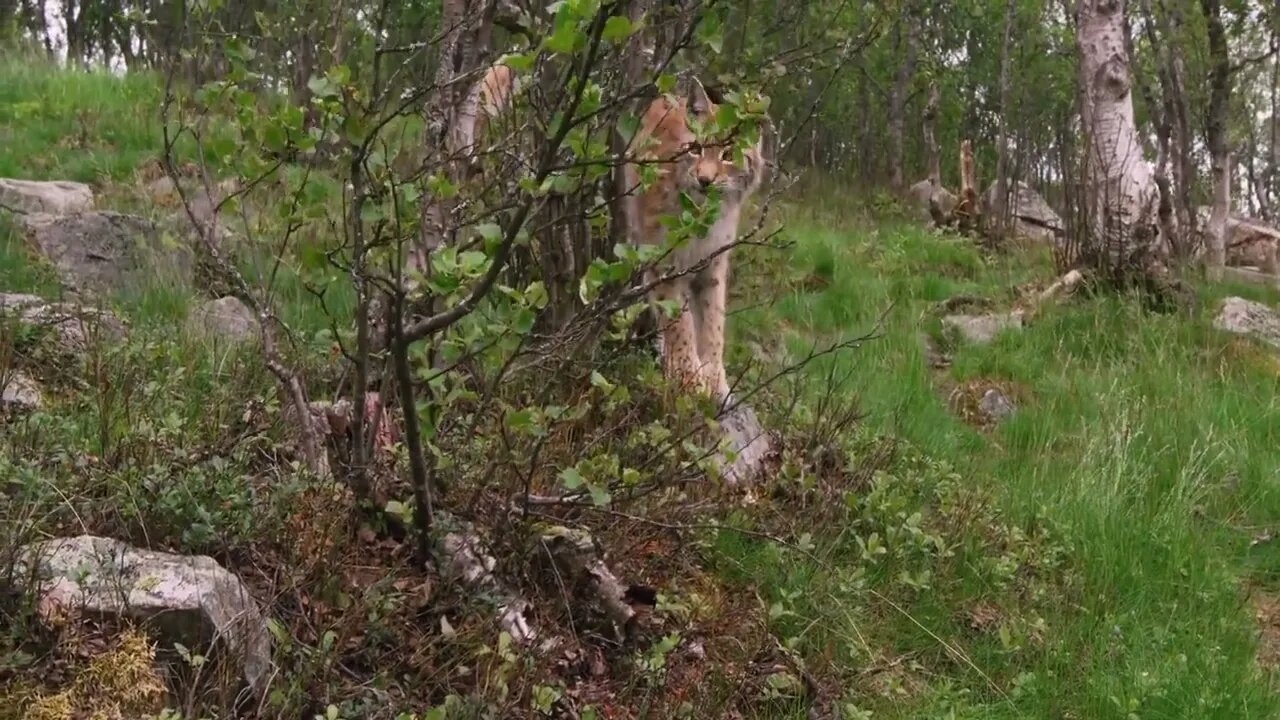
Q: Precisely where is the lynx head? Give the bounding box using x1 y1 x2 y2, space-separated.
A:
678 78 767 202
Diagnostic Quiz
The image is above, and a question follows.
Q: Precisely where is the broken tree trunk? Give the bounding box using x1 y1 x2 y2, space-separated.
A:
538 526 638 643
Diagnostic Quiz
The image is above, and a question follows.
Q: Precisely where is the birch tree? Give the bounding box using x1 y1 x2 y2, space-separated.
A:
1076 0 1160 275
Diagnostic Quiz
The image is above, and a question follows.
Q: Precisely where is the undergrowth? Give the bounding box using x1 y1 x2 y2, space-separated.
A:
1 53 1280 720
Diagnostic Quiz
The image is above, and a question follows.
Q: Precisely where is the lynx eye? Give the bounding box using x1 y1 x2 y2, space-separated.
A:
720 147 735 161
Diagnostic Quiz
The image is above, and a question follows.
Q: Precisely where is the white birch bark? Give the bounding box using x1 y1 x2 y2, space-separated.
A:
1076 0 1160 269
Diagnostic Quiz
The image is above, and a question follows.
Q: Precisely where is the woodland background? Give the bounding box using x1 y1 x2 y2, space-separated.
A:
1 1 1280 719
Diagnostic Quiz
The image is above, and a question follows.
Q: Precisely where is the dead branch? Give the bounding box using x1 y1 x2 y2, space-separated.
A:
537 526 637 643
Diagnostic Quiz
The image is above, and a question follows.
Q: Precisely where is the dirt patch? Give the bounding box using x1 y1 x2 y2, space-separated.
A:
1217 336 1280 377
1252 590 1280 672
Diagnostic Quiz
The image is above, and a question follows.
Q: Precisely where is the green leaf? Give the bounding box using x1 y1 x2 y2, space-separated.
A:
359 202 387 224
263 123 288 153
512 307 536 334
307 74 339 99
543 23 581 54
524 281 548 309
560 467 585 490
500 52 537 73
427 173 458 199
506 408 538 434
655 73 677 94
475 222 503 244
617 113 641 143
602 15 634 43
590 370 615 393
589 484 611 507
459 251 488 273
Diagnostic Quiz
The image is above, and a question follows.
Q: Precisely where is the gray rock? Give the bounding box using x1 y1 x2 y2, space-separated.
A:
0 178 94 216
978 388 1016 422
1214 296 1280 350
189 296 256 342
942 313 1023 345
907 179 936 220
983 181 1063 233
0 292 126 351
907 179 958 225
717 400 774 486
22 211 193 295
919 333 951 369
1010 217 1058 245
20 535 272 695
1 372 43 411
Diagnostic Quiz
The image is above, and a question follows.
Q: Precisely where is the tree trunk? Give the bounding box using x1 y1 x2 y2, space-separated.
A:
1201 0 1231 271
992 0 1017 232
888 5 920 192
857 77 874 184
1133 0 1178 248
1075 0 1159 273
1166 1 1196 251
415 0 493 273
609 0 649 246
924 80 941 187
957 139 980 234
1268 49 1279 222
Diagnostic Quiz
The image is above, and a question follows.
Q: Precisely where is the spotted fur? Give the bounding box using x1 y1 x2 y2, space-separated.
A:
622 79 766 402
466 67 767 402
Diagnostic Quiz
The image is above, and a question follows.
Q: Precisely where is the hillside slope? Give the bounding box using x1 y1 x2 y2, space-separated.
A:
3 57 1280 719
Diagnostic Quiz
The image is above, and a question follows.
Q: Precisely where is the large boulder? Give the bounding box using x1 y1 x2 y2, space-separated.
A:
942 312 1024 345
907 179 959 225
188 296 256 343
983 181 1063 243
907 179 935 216
978 387 1016 423
1195 206 1280 271
1214 297 1280 350
19 535 272 695
22 211 193 295
0 178 94 216
0 292 126 351
1 371 43 411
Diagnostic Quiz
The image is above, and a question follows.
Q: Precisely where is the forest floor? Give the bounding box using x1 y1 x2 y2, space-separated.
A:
3 55 1280 720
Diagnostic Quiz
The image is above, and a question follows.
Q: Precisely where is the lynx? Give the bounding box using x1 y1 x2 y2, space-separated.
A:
621 79 766 403
467 66 767 402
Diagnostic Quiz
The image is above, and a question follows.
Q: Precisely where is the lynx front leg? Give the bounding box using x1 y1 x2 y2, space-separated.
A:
691 253 731 403
651 278 703 392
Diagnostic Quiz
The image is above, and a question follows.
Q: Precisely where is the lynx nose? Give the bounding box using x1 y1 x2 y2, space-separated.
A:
697 175 714 189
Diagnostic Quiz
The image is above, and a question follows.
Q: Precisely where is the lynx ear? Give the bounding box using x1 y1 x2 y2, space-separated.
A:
686 77 713 116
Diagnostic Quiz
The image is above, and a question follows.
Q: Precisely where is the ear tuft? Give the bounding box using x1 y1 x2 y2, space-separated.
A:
687 77 712 115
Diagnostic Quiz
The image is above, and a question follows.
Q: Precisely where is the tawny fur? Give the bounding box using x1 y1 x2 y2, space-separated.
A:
472 64 515 142
622 80 766 402
466 68 766 402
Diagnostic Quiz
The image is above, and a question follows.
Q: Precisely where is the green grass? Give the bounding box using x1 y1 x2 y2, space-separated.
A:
722 197 1280 718
5 52 1280 719
0 53 167 182
0 217 59 295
